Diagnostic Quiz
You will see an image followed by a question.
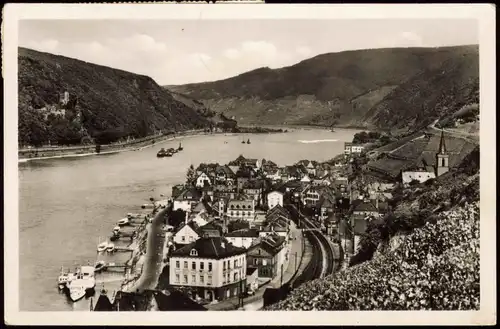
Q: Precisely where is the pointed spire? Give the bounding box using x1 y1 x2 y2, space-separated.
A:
438 129 447 154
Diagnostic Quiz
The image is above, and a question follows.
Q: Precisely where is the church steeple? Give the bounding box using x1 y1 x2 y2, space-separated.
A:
438 129 447 154
436 130 449 176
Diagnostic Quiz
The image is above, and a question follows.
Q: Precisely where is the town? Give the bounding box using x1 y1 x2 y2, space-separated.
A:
88 129 458 311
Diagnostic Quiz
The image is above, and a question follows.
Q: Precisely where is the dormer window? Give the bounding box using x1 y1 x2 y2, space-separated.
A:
190 249 198 256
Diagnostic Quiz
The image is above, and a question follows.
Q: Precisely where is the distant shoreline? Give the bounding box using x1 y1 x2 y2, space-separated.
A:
18 126 288 163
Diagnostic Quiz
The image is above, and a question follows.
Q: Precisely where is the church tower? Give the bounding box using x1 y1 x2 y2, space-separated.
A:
436 130 449 176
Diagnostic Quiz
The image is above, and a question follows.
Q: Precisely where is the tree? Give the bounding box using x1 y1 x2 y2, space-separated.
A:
186 165 196 183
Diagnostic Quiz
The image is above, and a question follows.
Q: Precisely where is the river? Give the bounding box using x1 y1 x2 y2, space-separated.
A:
18 128 358 311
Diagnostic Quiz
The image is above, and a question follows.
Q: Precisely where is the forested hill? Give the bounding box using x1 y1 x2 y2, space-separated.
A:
168 45 479 132
18 47 210 146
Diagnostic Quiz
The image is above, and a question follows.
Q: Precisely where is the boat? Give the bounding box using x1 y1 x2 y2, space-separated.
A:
57 267 78 289
165 151 173 157
177 142 183 151
157 148 167 158
94 260 107 273
112 226 121 234
246 139 251 144
97 241 109 253
106 243 115 253
66 266 96 302
117 217 130 226
241 139 246 144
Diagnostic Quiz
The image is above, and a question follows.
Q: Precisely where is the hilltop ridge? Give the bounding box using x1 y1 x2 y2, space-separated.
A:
168 45 479 132
18 47 210 146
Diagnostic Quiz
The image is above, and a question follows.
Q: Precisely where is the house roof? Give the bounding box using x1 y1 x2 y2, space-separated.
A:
175 187 202 202
267 204 290 218
93 293 113 311
249 233 286 255
225 228 260 238
199 221 223 236
352 199 379 213
192 201 207 213
170 237 246 259
175 220 202 237
153 290 207 311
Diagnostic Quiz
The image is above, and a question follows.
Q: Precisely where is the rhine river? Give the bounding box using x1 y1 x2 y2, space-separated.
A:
18 128 358 311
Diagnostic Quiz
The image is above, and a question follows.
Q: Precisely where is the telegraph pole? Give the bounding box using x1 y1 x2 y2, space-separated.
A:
280 263 284 287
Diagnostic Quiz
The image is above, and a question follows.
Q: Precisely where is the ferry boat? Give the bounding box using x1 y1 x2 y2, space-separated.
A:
157 148 167 158
66 266 96 302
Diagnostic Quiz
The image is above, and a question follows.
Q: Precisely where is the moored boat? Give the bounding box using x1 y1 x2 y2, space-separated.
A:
66 266 96 302
97 241 109 253
94 260 107 273
112 226 121 234
246 139 251 144
157 148 167 158
117 217 130 226
57 267 78 289
106 243 115 253
177 142 183 151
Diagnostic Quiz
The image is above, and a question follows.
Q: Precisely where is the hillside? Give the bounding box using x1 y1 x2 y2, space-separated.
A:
168 45 479 132
18 47 210 146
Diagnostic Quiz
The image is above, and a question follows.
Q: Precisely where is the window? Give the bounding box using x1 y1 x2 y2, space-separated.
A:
200 275 204 284
176 261 180 268
184 261 188 269
192 274 196 283
234 272 238 281
190 249 198 256
175 274 180 283
262 259 267 266
183 275 188 284
234 260 237 268
207 275 212 285
189 236 194 242
181 236 186 242
192 262 196 270
200 262 204 270
223 261 226 270
208 262 212 272
254 258 258 265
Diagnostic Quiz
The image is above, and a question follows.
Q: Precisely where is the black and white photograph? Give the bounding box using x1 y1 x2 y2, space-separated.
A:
3 3 496 326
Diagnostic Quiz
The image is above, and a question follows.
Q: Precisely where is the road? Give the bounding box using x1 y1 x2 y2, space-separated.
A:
126 207 168 293
428 119 479 144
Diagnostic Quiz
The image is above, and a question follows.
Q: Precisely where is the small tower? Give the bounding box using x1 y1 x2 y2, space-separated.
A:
436 130 449 176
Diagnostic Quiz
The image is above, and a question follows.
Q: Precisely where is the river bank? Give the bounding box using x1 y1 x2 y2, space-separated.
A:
18 127 288 162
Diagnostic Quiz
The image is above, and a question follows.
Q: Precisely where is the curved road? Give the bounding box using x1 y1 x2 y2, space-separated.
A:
127 207 167 293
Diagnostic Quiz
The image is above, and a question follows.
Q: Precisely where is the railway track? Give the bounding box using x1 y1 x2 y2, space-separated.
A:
286 205 337 289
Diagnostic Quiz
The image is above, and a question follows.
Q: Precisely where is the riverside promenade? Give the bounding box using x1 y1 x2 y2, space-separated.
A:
125 207 168 293
205 220 312 311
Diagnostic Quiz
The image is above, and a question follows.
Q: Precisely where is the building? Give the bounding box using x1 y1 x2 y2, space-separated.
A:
351 198 380 217
215 165 236 184
169 237 247 302
196 172 212 188
267 191 284 209
225 228 260 249
242 180 263 202
246 234 287 279
173 187 202 211
402 170 436 185
350 214 370 253
435 130 450 176
173 220 202 245
226 199 255 222
344 142 365 156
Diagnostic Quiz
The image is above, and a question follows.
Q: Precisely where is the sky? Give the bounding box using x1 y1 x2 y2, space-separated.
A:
18 19 478 86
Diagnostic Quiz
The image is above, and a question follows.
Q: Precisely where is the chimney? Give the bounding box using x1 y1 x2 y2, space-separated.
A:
185 210 189 225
